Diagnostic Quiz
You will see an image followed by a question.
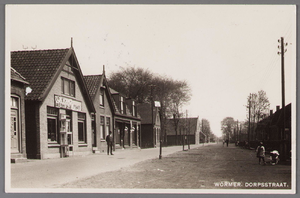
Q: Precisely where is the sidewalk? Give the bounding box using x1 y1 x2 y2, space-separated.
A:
10 143 211 189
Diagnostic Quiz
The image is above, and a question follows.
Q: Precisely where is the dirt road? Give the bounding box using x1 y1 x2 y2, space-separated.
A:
61 143 291 190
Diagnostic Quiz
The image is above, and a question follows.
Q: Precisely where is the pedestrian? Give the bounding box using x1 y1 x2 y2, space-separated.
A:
222 140 225 147
226 139 229 147
256 142 266 165
106 131 114 155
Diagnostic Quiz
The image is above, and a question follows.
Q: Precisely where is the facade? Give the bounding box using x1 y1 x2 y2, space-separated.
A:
165 117 200 146
83 71 114 153
110 88 142 149
255 103 291 160
11 48 95 159
137 103 161 148
10 68 29 162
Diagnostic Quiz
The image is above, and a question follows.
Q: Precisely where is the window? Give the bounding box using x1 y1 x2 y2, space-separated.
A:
62 77 75 97
100 116 105 139
47 106 59 142
106 117 110 135
11 97 18 108
120 96 124 114
78 113 86 143
99 91 104 106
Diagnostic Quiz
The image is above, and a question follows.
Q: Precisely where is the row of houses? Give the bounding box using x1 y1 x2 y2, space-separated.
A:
254 103 291 160
10 46 202 162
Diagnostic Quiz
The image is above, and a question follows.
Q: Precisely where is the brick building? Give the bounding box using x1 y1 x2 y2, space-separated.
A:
137 103 161 148
83 69 114 153
11 47 95 159
10 68 29 162
110 88 142 149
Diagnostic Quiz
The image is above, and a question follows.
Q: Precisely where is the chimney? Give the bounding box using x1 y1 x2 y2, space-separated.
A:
270 110 273 115
103 65 105 76
276 105 280 112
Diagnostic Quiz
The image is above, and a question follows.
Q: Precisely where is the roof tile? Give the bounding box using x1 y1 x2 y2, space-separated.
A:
11 48 70 100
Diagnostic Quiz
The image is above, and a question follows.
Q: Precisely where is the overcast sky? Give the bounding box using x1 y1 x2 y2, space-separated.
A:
6 5 296 137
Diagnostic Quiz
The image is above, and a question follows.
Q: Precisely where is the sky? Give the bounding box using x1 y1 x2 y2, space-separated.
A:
6 5 296 137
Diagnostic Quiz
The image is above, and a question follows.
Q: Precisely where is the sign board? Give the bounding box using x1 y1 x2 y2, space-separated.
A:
154 101 161 107
54 95 82 111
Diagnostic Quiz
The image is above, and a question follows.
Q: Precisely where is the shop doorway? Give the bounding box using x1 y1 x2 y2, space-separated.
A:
11 109 19 153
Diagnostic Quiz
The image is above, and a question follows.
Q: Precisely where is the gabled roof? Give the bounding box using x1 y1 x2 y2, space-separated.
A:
11 67 29 85
137 103 159 124
83 75 102 100
11 48 70 100
165 117 199 135
11 48 95 113
109 88 141 120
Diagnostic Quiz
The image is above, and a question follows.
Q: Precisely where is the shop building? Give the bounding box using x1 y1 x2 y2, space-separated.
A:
110 88 142 149
10 68 29 162
83 69 114 153
11 47 95 159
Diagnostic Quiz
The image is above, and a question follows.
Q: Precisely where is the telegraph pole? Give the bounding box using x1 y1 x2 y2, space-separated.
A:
150 85 154 148
280 37 286 140
248 94 251 146
278 37 287 160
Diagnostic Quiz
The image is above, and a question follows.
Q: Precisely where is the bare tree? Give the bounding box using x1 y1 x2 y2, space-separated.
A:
108 67 192 145
108 66 153 103
245 90 270 140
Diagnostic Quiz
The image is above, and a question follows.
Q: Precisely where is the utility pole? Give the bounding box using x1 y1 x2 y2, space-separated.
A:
280 37 286 140
150 85 154 148
278 37 287 160
202 119 204 146
248 94 251 146
236 120 239 143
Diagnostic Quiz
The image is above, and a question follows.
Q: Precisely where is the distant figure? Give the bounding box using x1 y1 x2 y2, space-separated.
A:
256 142 266 165
226 139 229 147
106 131 114 155
222 140 225 147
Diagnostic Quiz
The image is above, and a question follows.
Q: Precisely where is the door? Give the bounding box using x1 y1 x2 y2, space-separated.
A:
11 109 19 153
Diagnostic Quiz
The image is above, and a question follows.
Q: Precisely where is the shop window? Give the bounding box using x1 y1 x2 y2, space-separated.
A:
99 91 104 107
62 77 75 97
106 117 110 135
47 106 59 143
78 112 86 143
100 116 105 139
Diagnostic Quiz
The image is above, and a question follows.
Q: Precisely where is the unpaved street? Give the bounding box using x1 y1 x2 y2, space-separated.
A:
61 143 291 189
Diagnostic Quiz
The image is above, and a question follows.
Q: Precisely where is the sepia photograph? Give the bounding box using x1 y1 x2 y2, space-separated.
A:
5 4 296 194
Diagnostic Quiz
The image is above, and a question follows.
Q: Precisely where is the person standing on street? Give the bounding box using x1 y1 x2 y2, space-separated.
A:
256 142 266 165
106 131 114 155
226 139 229 147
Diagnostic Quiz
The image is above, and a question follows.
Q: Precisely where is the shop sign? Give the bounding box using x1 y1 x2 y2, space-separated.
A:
54 95 82 111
